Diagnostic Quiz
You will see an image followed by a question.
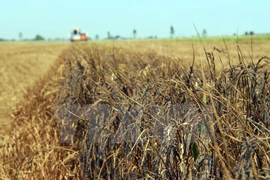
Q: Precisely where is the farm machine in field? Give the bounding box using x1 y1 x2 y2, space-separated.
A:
70 28 88 42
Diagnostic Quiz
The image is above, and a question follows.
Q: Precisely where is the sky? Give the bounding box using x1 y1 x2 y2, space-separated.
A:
1 0 269 40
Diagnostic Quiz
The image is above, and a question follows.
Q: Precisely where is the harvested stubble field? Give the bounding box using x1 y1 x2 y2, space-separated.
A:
0 40 269 179
0 42 68 134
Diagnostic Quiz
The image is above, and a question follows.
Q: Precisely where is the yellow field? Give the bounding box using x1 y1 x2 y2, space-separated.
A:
0 43 68 135
0 40 269 179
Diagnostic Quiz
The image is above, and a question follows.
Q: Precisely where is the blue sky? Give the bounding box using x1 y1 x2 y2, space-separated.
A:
1 0 269 40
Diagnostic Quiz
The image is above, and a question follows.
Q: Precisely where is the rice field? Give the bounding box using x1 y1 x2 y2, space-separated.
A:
0 42 68 135
0 40 269 179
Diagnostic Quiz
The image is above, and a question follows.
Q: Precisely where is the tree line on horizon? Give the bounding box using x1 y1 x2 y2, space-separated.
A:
0 33 45 42
0 26 259 42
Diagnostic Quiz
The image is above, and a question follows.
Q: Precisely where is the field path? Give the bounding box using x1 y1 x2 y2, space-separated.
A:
0 42 68 137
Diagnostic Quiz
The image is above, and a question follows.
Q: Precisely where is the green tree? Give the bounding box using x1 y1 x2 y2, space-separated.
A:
133 29 137 39
34 34 45 41
202 29 207 37
19 32 23 41
107 31 111 39
170 25 175 38
95 34 99 40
